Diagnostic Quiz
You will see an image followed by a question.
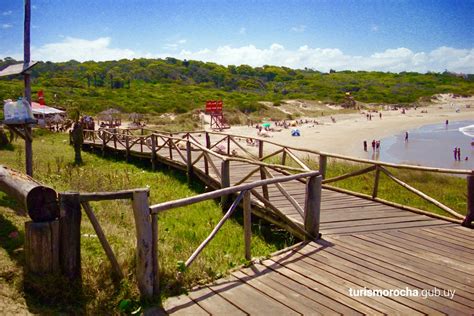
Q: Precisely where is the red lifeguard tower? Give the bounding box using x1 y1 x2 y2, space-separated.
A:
206 100 230 130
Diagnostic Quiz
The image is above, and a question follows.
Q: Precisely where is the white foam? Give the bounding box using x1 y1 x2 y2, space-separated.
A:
459 124 474 138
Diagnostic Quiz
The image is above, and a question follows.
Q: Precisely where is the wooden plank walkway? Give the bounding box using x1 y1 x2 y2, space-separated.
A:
162 225 474 315
83 131 473 314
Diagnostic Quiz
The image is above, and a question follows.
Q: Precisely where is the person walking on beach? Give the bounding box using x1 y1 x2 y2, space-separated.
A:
363 140 367 151
379 112 382 119
454 147 459 161
405 132 409 142
376 140 380 151
457 147 461 161
446 120 449 126
372 140 376 151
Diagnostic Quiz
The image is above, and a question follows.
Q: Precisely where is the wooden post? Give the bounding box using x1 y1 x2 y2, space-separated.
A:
319 155 327 180
282 150 287 165
186 141 193 183
140 137 143 153
372 165 380 199
227 136 231 155
131 189 154 298
304 175 322 240
258 140 269 200
59 192 82 281
204 132 210 176
102 133 106 156
462 174 474 227
25 220 60 274
243 190 252 260
24 0 33 177
151 135 157 171
220 160 230 211
125 136 130 162
113 134 117 149
168 134 173 160
151 214 159 295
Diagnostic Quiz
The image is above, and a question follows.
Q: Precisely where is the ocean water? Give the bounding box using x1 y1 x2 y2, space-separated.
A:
374 120 474 170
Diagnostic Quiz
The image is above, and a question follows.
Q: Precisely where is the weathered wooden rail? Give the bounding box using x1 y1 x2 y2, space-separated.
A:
53 171 321 299
83 128 474 229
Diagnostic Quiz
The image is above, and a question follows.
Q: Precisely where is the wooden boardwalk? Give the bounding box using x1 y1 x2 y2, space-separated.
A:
163 225 474 315
83 130 474 314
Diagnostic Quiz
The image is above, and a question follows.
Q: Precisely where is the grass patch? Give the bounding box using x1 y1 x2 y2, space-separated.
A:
0 130 294 313
265 153 467 218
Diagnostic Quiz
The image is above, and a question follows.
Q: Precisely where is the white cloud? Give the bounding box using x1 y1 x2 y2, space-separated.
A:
1 36 472 73
291 25 306 33
1 23 12 29
170 45 474 73
371 25 379 32
32 37 140 62
163 38 187 50
239 27 246 35
2 10 13 16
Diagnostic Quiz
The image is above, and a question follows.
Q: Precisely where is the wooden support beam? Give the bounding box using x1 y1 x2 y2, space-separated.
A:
168 134 173 159
243 190 252 261
319 154 327 179
304 175 322 240
462 175 474 227
381 167 464 219
186 141 193 183
220 160 230 211
81 202 124 280
125 136 130 162
204 132 210 176
185 192 244 268
323 165 376 184
259 140 269 200
151 134 157 171
131 189 154 298
59 192 82 281
372 165 381 199
151 214 159 295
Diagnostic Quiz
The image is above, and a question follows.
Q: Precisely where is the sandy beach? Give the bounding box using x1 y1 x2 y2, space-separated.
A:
216 94 474 164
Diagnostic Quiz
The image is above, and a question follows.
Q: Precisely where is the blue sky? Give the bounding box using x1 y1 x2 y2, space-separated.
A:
1 0 473 72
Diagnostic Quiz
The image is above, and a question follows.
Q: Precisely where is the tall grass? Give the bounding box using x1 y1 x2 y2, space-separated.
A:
0 130 294 313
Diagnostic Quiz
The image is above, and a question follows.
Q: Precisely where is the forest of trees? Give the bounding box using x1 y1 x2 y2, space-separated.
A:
1 56 473 116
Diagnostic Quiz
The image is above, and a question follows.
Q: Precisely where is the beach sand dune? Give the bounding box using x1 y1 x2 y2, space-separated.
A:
217 94 474 161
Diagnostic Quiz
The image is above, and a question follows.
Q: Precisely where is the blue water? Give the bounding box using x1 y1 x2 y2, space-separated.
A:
375 120 474 170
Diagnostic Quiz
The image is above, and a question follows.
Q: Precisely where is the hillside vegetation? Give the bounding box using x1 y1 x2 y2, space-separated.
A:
1 57 474 120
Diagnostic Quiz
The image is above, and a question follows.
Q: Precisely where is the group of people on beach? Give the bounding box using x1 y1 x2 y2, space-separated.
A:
363 139 381 152
453 147 468 161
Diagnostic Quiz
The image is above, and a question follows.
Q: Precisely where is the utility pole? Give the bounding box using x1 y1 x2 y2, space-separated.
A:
24 0 33 176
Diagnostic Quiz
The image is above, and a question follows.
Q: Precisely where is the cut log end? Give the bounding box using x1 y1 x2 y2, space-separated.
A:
27 186 59 222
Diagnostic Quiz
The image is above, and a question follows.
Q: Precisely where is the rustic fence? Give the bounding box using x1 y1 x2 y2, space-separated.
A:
83 128 474 227
50 171 321 299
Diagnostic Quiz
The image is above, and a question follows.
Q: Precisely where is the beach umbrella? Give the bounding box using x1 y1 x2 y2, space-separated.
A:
262 123 271 128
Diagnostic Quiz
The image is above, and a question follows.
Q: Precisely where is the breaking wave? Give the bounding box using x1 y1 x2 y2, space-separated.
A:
459 124 474 138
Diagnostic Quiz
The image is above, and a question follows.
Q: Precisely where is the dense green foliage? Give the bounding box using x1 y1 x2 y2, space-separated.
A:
1 57 473 118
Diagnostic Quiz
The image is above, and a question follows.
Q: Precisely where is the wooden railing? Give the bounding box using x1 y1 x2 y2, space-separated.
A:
148 171 321 293
58 171 321 299
82 128 474 226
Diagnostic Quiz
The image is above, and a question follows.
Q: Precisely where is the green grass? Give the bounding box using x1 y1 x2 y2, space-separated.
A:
0 130 294 313
266 153 467 218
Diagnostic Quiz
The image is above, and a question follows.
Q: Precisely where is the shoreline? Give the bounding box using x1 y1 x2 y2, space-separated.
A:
221 95 474 164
